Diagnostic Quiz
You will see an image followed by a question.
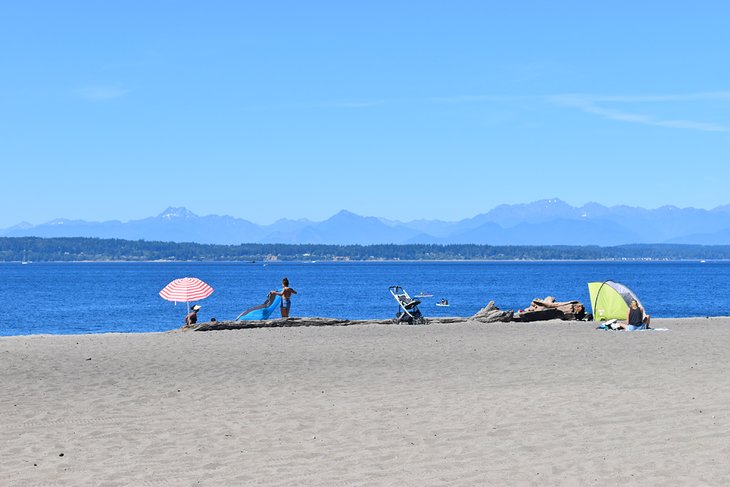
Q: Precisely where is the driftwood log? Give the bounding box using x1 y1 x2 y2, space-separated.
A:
182 316 467 331
515 296 586 322
470 301 514 323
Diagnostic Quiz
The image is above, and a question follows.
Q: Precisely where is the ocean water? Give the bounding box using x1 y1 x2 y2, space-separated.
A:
1 261 728 336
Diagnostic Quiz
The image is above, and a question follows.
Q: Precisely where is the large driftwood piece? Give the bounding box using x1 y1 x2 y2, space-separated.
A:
183 316 468 331
470 301 514 323
515 296 586 321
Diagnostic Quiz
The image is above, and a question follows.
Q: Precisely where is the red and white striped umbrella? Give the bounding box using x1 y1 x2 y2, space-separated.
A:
159 277 214 303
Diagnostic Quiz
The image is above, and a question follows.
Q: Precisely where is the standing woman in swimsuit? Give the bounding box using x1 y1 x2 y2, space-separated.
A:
272 277 297 318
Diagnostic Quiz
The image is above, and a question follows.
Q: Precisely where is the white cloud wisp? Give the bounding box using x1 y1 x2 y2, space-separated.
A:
326 91 730 133
549 92 730 133
75 85 130 102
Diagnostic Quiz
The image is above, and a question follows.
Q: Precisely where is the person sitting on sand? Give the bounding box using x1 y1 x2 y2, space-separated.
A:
623 300 650 330
185 304 201 325
271 277 297 318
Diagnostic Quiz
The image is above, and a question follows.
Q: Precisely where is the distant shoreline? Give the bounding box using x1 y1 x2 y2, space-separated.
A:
2 258 728 264
4 236 730 262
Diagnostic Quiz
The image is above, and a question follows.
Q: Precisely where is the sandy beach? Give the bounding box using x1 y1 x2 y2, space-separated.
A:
2 318 729 486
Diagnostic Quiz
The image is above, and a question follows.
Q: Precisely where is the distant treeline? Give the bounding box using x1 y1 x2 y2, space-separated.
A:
2 237 730 262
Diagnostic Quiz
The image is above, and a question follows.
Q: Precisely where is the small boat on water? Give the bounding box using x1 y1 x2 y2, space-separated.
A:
436 299 449 307
415 292 434 298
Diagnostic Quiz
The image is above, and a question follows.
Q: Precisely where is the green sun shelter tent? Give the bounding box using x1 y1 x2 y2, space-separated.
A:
587 280 643 321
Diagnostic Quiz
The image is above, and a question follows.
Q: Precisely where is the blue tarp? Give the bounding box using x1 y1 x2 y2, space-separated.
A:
236 292 281 321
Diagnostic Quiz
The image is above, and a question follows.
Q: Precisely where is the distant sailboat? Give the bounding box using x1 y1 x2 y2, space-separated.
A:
21 250 30 264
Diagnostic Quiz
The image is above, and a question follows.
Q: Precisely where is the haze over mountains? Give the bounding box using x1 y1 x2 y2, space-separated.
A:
4 199 730 246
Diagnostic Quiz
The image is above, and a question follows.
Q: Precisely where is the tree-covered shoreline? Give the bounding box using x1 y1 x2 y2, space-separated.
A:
2 237 730 262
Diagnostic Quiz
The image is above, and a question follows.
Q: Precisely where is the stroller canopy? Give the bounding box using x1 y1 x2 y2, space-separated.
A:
588 280 643 321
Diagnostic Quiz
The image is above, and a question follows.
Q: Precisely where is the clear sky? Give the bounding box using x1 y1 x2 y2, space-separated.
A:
1 1 729 227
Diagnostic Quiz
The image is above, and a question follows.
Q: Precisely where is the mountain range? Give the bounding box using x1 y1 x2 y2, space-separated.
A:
4 199 730 245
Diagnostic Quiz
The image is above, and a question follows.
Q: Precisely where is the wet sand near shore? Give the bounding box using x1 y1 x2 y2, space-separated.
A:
1 317 729 485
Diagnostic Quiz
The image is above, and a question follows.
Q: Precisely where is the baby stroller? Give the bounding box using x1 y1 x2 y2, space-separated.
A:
389 285 427 325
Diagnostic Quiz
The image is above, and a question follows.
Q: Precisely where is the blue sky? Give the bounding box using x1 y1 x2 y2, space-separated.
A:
1 1 729 227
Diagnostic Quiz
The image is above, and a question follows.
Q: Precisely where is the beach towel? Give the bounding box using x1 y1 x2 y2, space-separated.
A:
596 320 669 331
596 319 622 330
236 292 282 321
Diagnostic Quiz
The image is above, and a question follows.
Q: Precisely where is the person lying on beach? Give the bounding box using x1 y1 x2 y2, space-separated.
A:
622 300 650 330
271 277 297 318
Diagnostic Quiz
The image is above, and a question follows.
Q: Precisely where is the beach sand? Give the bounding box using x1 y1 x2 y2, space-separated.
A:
1 318 729 486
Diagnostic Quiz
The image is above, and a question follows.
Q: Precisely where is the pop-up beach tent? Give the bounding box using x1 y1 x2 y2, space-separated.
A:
588 280 643 321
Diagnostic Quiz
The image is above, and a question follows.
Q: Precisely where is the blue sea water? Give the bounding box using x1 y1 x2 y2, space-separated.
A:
1 261 729 336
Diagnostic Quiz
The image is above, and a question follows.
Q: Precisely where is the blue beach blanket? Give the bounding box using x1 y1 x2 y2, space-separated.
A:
236 292 282 321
